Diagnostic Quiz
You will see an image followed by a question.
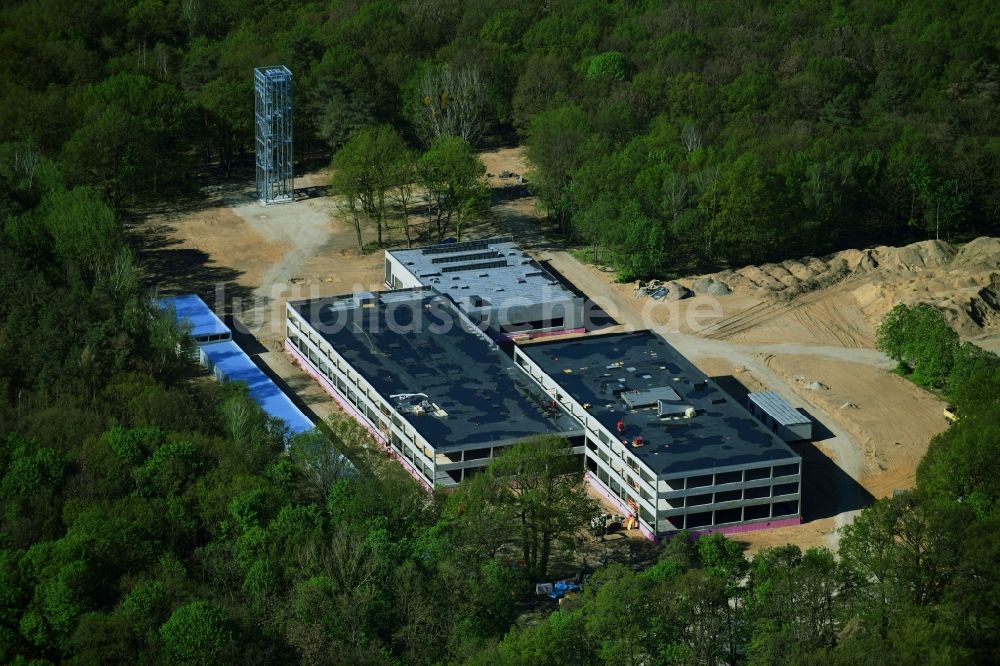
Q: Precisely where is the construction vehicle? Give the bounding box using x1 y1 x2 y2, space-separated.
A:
943 405 959 425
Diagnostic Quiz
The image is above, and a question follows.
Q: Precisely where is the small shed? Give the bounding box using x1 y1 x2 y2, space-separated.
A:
747 391 812 442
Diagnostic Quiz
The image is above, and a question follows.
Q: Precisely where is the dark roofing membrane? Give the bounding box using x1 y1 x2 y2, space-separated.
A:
290 290 580 449
520 331 800 476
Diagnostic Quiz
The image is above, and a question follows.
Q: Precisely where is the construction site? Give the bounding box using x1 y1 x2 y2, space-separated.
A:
139 105 1000 549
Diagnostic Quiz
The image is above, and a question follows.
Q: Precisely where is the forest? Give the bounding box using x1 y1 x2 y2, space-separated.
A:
1 0 999 664
1 0 998 273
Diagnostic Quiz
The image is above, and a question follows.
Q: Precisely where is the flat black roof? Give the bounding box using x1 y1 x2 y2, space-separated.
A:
519 331 800 476
290 289 580 449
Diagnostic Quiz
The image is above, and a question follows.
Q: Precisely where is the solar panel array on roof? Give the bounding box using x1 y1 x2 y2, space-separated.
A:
431 250 502 264
421 236 513 255
440 259 509 273
386 239 584 335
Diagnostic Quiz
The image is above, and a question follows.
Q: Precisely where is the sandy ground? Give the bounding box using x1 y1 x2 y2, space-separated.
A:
535 247 957 553
760 354 948 496
137 146 982 559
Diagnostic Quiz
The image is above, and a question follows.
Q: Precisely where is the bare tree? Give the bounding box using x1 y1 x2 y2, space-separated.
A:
14 144 40 188
414 64 488 147
96 249 139 295
390 155 418 248
664 171 689 220
681 121 703 153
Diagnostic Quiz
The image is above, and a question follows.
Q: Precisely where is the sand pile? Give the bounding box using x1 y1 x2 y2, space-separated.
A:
952 237 1000 271
714 240 958 298
681 237 1000 341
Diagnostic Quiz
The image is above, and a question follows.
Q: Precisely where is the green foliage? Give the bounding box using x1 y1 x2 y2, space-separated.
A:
330 124 412 249
587 51 627 81
0 439 65 501
104 425 163 466
39 187 122 281
0 2 998 663
159 601 234 664
417 136 489 242
525 105 589 231
133 440 198 497
918 404 1000 515
453 436 598 582
876 303 960 388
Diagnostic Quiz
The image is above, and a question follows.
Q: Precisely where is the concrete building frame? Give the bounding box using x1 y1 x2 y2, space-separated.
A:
285 292 584 490
513 334 802 538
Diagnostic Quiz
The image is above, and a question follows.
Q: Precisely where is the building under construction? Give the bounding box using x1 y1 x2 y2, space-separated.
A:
284 288 583 489
384 237 585 341
285 240 804 537
514 331 802 538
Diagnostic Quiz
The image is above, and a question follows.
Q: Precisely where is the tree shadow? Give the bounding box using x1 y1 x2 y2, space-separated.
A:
295 185 329 200
127 179 257 221
478 184 566 250
132 222 254 311
224 315 324 425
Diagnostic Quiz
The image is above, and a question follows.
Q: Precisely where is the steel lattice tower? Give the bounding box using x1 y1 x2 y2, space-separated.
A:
254 66 293 205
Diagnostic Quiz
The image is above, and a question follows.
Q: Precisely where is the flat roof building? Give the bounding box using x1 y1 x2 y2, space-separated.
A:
159 294 314 438
384 238 585 341
514 331 802 538
285 288 583 489
200 341 314 435
158 294 231 344
747 391 813 442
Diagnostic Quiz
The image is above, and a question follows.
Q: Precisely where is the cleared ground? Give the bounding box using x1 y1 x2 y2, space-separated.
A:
137 146 988 556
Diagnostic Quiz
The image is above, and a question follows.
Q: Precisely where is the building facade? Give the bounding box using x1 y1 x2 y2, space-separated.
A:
514 331 802 538
285 288 583 490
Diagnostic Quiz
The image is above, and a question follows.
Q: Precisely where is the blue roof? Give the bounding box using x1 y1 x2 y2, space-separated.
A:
159 295 230 338
201 341 314 435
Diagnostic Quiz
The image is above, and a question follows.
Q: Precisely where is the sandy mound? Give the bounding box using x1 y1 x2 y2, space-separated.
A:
679 237 1000 343
953 237 1000 271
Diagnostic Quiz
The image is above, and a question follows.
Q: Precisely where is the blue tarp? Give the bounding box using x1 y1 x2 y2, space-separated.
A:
158 294 230 338
200 341 314 435
546 580 581 599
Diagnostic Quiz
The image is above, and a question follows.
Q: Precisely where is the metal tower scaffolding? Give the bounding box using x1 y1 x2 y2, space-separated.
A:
254 66 293 205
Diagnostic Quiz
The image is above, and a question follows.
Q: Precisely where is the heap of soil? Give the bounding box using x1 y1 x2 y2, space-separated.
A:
682 238 1000 339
